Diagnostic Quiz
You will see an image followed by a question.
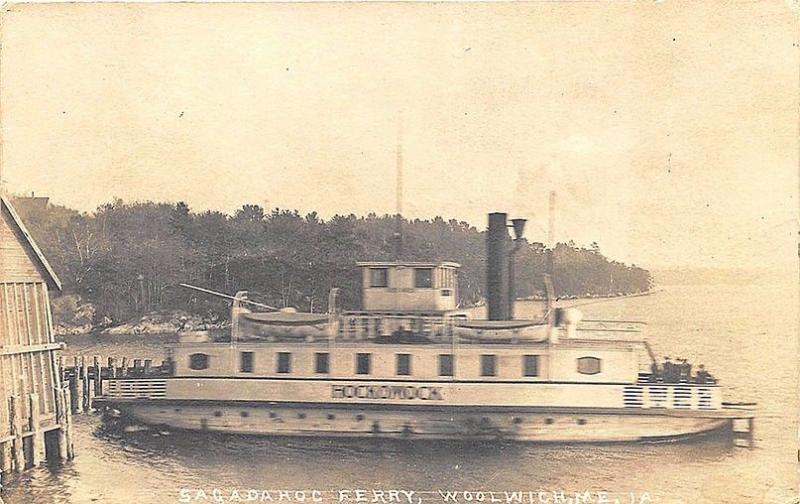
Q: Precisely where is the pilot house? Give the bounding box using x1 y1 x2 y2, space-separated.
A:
357 261 459 313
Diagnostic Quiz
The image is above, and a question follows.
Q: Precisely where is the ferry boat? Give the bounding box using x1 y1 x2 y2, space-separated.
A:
95 213 755 443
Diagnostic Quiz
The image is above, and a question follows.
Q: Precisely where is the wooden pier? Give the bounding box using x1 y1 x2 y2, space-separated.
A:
58 355 171 414
0 195 73 475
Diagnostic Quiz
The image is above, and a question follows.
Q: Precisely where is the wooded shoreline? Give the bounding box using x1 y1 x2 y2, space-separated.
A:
12 196 652 333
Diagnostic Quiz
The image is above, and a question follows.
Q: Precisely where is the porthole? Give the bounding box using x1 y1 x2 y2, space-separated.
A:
188 353 210 370
240 411 249 418
269 412 277 419
577 418 587 425
355 414 365 421
545 418 554 425
512 417 523 425
213 411 222 417
327 414 336 420
298 413 307 419
577 356 602 375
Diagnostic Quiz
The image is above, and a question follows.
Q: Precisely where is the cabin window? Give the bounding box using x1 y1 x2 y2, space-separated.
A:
414 268 433 288
480 355 497 377
370 268 389 288
396 354 411 376
577 356 602 375
315 353 330 374
188 353 210 370
356 353 371 375
240 352 254 373
523 355 540 377
438 354 454 376
277 352 292 374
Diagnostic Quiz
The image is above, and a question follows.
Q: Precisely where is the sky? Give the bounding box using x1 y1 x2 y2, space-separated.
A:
0 2 797 269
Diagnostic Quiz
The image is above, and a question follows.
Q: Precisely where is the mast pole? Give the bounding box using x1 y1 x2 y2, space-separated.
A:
394 111 404 260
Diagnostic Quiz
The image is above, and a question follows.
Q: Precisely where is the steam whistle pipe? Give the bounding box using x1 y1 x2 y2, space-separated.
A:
507 240 523 319
507 218 526 320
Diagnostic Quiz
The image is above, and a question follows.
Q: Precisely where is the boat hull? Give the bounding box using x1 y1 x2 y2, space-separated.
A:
98 400 732 443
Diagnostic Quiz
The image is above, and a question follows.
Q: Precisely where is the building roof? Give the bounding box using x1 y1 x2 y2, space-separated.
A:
0 195 62 290
356 261 461 269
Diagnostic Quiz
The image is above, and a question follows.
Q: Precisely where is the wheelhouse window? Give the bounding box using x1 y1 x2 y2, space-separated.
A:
370 268 389 288
356 353 371 375
414 268 433 288
315 352 330 374
277 352 292 374
577 356 601 375
240 351 254 373
523 355 539 377
396 354 411 376
480 354 497 377
188 353 209 370
438 354 454 377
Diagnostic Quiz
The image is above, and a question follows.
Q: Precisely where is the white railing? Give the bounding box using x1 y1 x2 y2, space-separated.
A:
104 379 168 399
623 384 721 410
336 314 465 342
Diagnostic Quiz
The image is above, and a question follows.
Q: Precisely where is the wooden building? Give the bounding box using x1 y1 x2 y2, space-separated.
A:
0 195 72 474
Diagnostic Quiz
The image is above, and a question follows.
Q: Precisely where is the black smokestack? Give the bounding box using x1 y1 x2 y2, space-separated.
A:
487 212 510 320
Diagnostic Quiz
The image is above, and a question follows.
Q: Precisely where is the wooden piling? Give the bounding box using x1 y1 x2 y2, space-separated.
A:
80 355 89 411
107 357 116 379
29 393 42 467
54 387 68 461
0 438 12 474
74 373 84 414
93 355 102 399
120 357 128 377
63 387 74 459
10 396 24 472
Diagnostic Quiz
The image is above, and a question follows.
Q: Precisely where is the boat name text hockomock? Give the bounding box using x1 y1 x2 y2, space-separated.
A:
331 385 444 400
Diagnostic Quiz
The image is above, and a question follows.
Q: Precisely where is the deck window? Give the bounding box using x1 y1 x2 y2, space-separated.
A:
523 355 539 377
370 268 389 288
356 353 371 375
277 352 292 374
188 353 209 370
577 356 602 375
480 355 497 377
315 353 330 374
396 354 411 376
438 354 454 376
414 268 433 288
240 352 254 373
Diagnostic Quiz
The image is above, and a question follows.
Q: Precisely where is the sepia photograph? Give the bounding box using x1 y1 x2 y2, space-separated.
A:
0 2 796 503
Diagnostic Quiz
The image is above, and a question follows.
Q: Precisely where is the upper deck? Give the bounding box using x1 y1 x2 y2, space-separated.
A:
167 337 649 385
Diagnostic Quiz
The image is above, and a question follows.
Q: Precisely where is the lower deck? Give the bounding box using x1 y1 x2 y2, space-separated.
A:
99 376 728 410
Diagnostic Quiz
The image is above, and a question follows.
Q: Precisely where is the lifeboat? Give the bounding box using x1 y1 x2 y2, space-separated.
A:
453 319 549 342
238 308 332 341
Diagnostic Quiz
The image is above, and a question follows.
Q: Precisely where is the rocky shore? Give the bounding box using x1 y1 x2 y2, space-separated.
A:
51 294 229 337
